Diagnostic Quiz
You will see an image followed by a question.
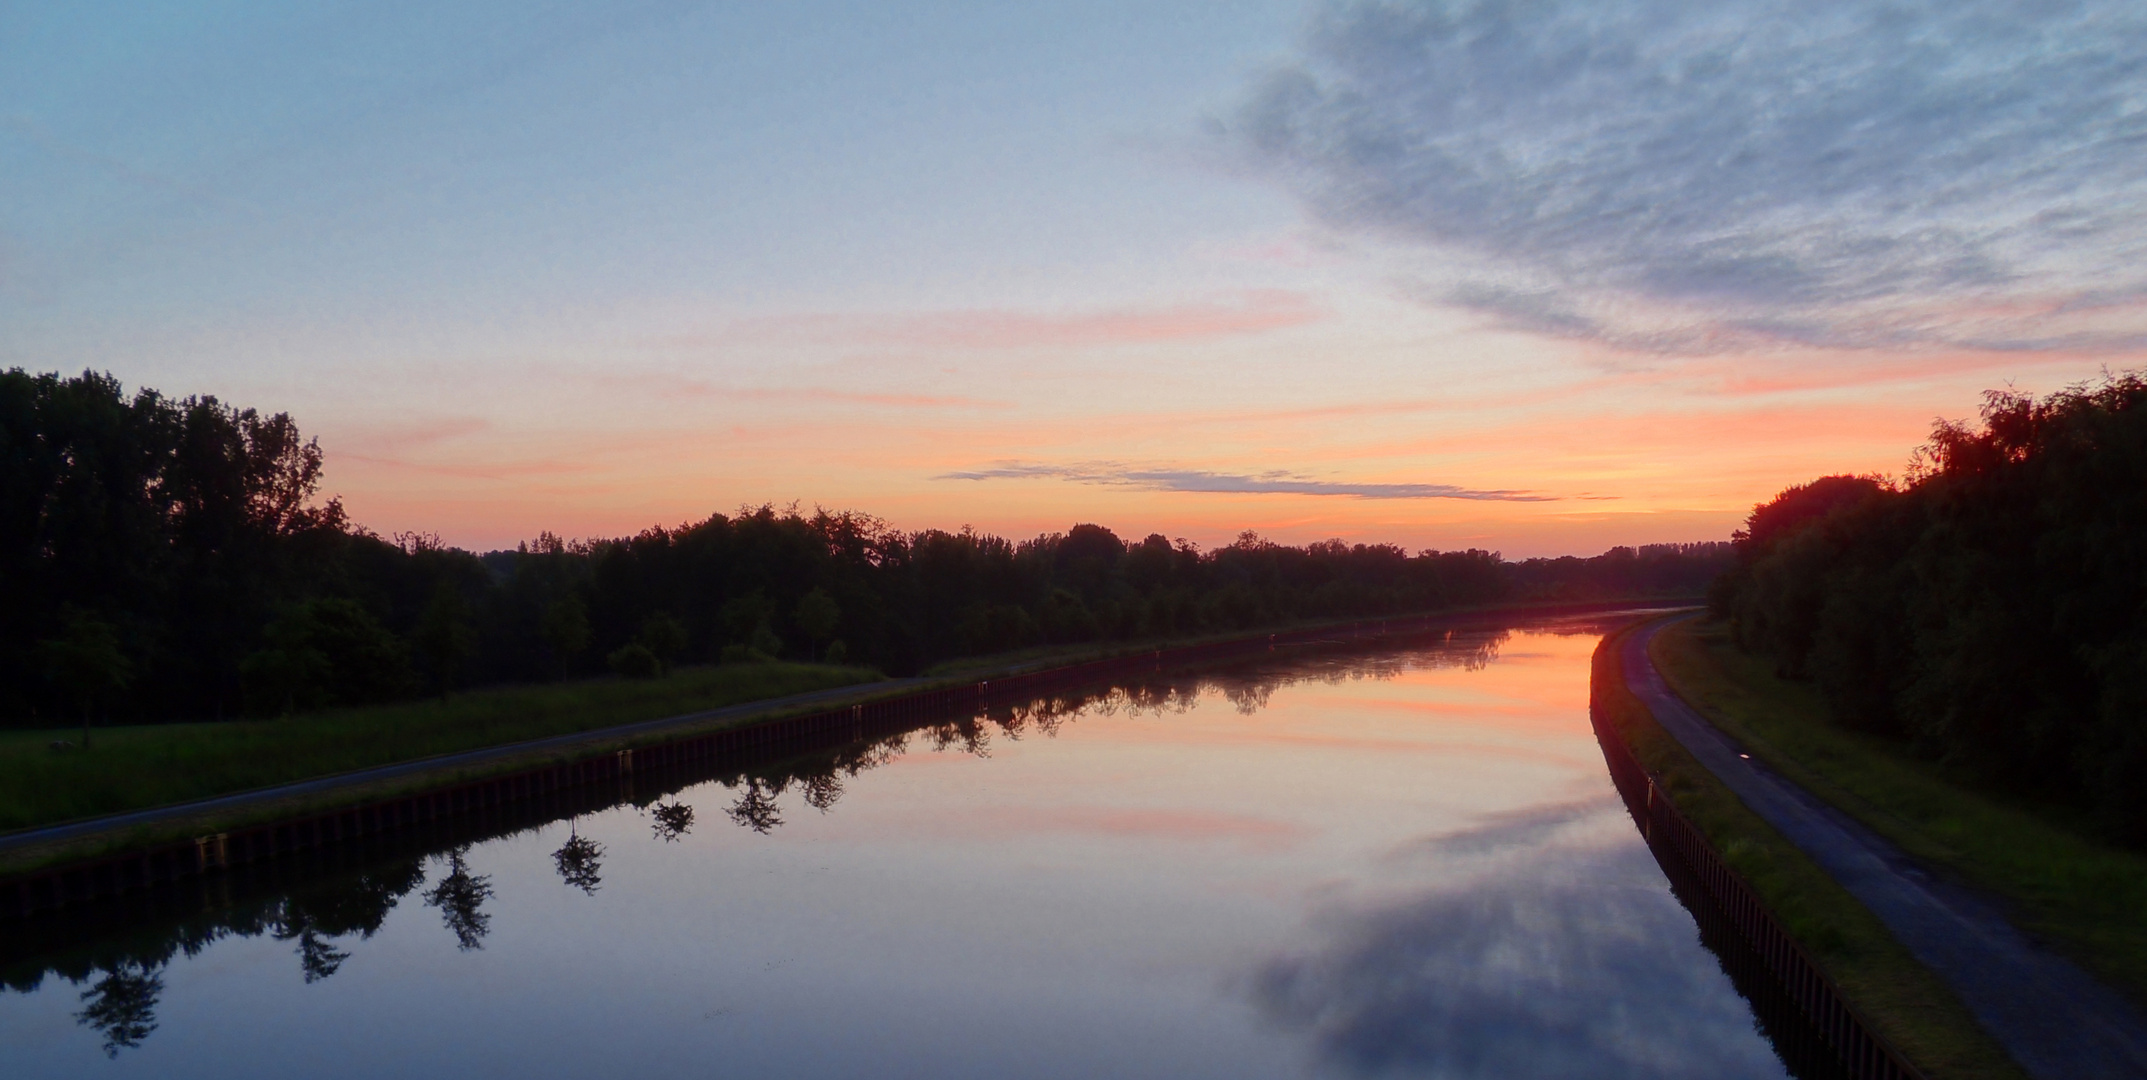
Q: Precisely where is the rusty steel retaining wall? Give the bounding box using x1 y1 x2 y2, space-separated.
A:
3 603 1650 922
1591 661 1926 1080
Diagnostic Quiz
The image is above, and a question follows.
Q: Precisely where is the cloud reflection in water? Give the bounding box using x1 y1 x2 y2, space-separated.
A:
1251 801 1787 1079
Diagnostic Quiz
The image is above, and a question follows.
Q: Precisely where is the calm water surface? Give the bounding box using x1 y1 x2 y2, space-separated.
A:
1 615 1792 1078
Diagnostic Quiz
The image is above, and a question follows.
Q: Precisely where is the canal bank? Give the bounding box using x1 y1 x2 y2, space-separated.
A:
1593 620 2017 1079
1602 615 2147 1078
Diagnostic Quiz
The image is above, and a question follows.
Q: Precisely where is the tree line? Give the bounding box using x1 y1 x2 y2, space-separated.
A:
1711 373 2147 836
3 368 1729 726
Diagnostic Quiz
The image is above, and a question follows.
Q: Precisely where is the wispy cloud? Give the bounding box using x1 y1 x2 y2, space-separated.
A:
935 461 1555 501
326 417 493 461
730 290 1323 349
592 371 1006 409
1230 0 2147 354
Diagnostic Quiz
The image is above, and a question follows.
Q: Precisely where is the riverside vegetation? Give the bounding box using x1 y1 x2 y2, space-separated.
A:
1646 371 2147 1072
3 367 1728 733
1709 372 2147 839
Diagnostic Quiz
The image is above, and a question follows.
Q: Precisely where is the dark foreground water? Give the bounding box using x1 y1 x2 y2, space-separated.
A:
0 613 1794 1079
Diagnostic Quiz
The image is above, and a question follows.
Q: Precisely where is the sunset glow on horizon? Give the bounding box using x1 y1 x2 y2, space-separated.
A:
10 2 2144 556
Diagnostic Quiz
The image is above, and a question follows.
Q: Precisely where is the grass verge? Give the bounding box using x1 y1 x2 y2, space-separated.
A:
1653 617 2147 1007
0 661 879 836
1595 622 2024 1080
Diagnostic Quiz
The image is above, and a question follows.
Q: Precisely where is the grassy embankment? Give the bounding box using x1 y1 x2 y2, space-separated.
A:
1653 617 2147 1005
0 661 880 841
1594 621 2023 1080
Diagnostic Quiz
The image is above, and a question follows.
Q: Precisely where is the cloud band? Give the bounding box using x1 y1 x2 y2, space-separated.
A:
935 462 1553 501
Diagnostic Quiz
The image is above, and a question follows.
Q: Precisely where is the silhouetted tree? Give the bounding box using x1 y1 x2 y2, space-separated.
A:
638 613 688 670
3 366 1731 727
1711 373 2147 837
793 588 839 660
34 607 131 747
239 598 410 715
539 595 591 679
410 583 477 697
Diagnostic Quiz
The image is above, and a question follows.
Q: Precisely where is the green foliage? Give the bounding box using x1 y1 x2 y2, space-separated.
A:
409 584 476 696
1713 373 2147 835
717 590 777 643
634 614 688 670
237 641 330 718
2 368 343 722
793 588 840 653
748 622 783 658
538 595 591 675
606 642 662 679
240 599 411 716
34 608 133 720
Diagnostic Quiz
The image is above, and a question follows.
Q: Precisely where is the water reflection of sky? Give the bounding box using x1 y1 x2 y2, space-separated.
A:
0 619 1789 1078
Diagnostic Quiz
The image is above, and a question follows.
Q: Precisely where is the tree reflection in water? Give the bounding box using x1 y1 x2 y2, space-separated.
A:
75 961 162 1058
801 771 843 812
269 859 426 982
553 826 605 895
648 801 695 842
924 715 993 757
726 778 785 834
12 623 1545 1059
423 847 495 951
288 928 349 984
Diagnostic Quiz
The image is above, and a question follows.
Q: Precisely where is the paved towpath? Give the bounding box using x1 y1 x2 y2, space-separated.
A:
0 675 928 861
1624 617 2147 1079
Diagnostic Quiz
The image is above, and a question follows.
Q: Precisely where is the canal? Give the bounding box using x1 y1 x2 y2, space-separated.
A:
0 610 1798 1078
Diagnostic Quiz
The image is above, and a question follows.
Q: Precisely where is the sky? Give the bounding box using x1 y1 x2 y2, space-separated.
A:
7 0 2146 557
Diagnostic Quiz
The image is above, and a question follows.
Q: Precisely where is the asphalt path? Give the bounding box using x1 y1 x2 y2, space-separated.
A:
0 675 926 861
1624 617 2147 1079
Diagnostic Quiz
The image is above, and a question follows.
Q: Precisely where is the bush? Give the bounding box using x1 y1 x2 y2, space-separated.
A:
636 614 687 669
748 622 782 658
606 643 663 679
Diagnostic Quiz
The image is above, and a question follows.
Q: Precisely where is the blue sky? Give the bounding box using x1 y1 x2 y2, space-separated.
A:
7 2 2140 554
6 2 1300 344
